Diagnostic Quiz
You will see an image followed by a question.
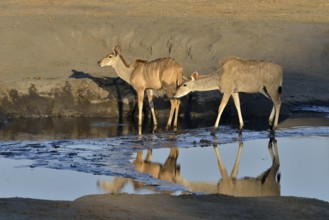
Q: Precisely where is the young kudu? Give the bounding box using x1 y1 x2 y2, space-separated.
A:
99 46 183 134
174 56 283 135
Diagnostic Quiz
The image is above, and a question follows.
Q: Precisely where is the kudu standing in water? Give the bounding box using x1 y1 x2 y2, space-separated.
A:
174 56 283 135
99 46 183 134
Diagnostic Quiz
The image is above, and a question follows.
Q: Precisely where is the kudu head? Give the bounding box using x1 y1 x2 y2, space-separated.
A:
174 71 199 98
98 45 122 67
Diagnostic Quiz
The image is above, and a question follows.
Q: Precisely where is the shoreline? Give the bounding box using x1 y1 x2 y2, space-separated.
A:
1 194 329 219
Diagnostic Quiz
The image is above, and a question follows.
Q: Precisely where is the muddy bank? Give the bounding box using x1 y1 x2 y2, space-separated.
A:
1 194 329 220
1 1 329 119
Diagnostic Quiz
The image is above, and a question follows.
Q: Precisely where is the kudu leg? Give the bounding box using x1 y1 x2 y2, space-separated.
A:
268 88 282 131
166 99 177 130
137 90 145 135
268 139 275 160
268 100 281 131
273 102 281 130
173 99 180 130
268 106 275 128
136 151 143 162
146 89 157 130
273 138 280 165
266 138 280 183
211 93 231 136
145 149 152 162
169 147 179 158
213 145 230 180
230 141 243 179
232 93 244 131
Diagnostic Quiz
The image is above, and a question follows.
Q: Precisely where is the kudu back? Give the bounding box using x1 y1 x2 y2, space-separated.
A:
175 56 283 135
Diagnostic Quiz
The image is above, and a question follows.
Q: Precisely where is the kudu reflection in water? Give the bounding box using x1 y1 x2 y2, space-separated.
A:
211 138 280 196
98 147 181 194
98 139 280 196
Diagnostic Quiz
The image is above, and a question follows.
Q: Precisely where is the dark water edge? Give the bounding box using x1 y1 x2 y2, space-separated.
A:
0 115 266 141
0 107 328 201
0 107 328 141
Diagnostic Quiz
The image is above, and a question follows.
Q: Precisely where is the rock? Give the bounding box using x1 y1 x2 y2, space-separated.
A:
0 78 134 118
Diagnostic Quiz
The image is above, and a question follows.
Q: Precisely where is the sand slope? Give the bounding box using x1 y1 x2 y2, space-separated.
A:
0 1 328 118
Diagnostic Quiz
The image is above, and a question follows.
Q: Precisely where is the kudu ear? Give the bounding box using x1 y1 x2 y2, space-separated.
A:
112 45 121 56
191 71 199 81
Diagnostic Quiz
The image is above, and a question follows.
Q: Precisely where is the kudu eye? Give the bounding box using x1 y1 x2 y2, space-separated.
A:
183 84 187 87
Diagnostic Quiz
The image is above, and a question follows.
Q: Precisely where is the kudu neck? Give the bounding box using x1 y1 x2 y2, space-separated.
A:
193 72 219 92
113 56 134 84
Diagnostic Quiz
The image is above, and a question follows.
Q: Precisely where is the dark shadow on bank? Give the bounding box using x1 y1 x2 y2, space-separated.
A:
70 69 131 134
70 69 156 135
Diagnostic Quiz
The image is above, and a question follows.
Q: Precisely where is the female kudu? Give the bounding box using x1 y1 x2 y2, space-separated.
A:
174 56 283 135
99 46 183 134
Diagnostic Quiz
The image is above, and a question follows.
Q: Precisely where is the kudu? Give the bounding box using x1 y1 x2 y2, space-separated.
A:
174 139 280 196
98 148 181 194
211 139 280 196
174 56 283 135
98 139 280 197
98 46 183 134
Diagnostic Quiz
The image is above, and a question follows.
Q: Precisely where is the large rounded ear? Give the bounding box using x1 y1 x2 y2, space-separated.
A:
191 71 199 81
112 45 121 56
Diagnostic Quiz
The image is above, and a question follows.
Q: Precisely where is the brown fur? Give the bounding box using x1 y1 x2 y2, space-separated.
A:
219 56 238 66
217 56 283 134
175 56 283 135
131 57 183 97
99 46 183 134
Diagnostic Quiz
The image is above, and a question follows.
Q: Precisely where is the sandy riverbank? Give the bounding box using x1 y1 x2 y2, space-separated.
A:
0 0 328 119
1 194 329 220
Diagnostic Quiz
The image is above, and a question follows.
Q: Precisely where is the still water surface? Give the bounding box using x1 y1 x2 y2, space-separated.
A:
0 111 328 201
113 137 329 201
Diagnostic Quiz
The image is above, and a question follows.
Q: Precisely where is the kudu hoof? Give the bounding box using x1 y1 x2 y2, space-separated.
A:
269 129 276 138
152 125 158 134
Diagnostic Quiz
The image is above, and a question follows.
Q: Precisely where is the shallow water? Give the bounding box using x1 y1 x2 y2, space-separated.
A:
110 136 328 201
0 109 328 201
